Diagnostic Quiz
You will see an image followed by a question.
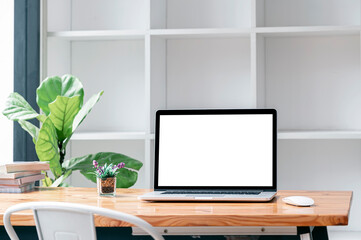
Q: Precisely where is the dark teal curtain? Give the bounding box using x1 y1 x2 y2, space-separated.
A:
14 0 40 162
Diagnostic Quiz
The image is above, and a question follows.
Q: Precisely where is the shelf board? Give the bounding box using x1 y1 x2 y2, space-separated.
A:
47 30 145 40
47 26 360 41
256 25 361 37
150 28 251 38
71 132 147 140
278 130 361 140
71 131 361 140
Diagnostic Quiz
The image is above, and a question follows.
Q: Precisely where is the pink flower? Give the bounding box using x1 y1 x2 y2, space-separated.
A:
117 162 125 169
93 160 98 168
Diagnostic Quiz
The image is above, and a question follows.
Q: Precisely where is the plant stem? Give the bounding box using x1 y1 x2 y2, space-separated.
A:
51 170 72 187
58 141 66 165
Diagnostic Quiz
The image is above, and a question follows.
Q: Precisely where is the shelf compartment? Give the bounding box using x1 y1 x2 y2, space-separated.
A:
69 140 145 188
47 39 146 132
47 38 72 76
256 0 361 27
48 30 145 41
150 37 253 131
47 0 148 31
151 0 252 29
166 38 252 109
150 28 251 38
263 35 361 130
71 131 148 140
278 130 361 140
73 40 145 132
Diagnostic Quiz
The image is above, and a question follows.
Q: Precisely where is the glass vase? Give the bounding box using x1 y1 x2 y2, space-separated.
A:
97 177 116 197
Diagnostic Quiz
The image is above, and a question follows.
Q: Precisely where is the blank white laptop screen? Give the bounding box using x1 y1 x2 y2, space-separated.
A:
158 114 273 187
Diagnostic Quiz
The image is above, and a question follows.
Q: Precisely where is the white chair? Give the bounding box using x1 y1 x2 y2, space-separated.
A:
3 201 165 240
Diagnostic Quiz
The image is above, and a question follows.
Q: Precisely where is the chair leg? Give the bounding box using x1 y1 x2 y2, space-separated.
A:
311 227 329 240
298 227 313 240
299 233 312 240
297 227 329 240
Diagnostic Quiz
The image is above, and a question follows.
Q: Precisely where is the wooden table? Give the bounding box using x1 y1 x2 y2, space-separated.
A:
0 188 352 240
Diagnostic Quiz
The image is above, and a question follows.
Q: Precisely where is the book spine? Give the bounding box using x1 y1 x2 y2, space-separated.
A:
0 171 42 179
6 166 49 173
0 183 35 193
18 174 45 185
0 174 44 185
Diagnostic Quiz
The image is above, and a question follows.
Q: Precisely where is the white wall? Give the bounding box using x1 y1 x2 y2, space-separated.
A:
0 0 14 164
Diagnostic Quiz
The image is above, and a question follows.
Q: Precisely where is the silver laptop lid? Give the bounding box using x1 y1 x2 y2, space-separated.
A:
154 109 277 191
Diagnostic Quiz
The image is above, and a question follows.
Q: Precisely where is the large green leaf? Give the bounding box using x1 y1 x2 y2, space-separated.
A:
35 117 62 178
62 91 103 148
63 152 142 171
18 120 39 144
3 92 39 121
62 152 142 188
49 96 81 141
37 114 47 123
36 75 84 116
72 91 103 131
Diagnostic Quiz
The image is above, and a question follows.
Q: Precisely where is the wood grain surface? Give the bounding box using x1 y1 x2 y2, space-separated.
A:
0 188 352 227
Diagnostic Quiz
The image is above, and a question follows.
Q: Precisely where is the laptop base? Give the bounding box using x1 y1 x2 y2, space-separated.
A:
139 191 277 202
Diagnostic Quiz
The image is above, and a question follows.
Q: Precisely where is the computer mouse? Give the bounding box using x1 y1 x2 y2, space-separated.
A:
282 196 314 207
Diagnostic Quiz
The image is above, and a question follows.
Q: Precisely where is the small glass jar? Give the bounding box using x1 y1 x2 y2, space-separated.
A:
97 177 116 197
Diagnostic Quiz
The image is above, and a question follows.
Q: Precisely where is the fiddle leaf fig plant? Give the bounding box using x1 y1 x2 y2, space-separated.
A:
3 74 143 188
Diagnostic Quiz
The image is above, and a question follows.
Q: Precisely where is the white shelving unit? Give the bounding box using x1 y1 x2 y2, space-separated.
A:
42 0 361 233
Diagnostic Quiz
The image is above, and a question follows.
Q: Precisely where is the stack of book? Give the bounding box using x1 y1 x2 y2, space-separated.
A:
0 162 50 193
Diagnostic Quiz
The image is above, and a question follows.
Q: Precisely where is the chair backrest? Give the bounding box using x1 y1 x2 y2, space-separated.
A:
3 201 165 240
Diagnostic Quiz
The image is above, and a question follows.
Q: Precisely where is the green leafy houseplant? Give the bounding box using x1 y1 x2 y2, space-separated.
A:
2 75 143 188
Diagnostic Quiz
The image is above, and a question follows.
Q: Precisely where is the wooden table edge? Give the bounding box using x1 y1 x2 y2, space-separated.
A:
0 188 352 227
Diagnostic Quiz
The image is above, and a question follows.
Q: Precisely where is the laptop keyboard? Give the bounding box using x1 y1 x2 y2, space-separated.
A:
162 191 261 195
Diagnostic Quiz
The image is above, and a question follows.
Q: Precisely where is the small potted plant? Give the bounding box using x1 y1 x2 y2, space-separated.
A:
94 160 125 196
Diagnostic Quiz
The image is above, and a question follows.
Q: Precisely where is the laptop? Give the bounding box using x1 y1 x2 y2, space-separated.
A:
139 109 277 202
